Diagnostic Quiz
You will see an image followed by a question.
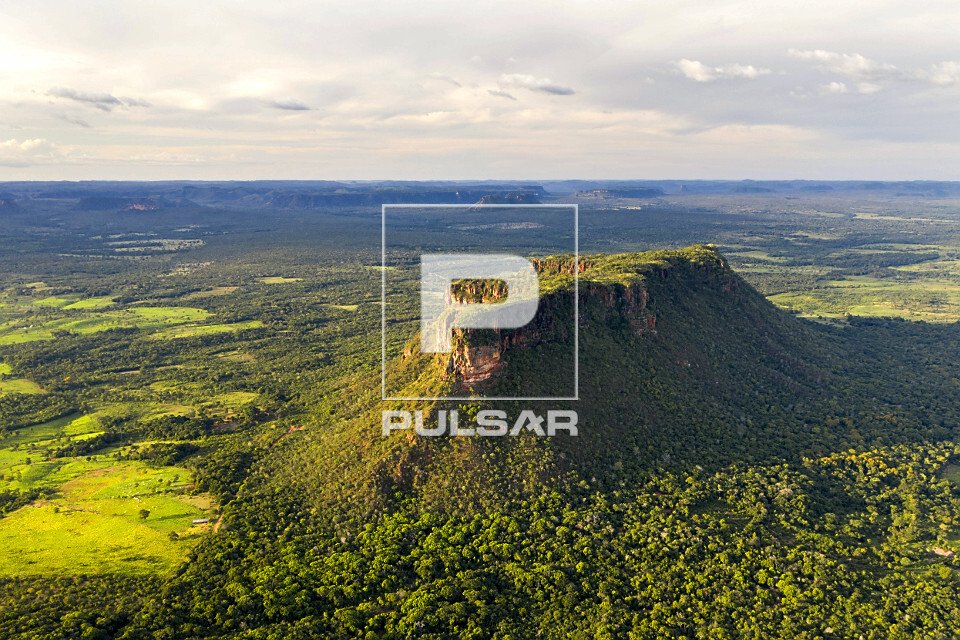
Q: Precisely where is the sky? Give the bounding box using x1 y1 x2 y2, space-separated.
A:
1 0 959 181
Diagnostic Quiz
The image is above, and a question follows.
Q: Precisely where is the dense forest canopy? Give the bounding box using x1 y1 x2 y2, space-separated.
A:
1 182 960 638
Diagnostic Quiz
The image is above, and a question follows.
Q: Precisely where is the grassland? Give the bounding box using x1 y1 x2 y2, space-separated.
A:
769 276 960 321
0 415 110 491
151 319 264 339
894 259 960 277
217 351 255 362
725 250 789 263
64 296 116 310
0 378 44 396
0 464 211 576
204 391 258 412
0 414 213 576
0 294 212 345
941 464 960 486
32 296 75 308
719 233 960 321
259 276 302 284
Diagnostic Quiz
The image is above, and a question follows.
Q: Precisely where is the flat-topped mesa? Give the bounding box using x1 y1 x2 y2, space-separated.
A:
531 255 589 275
446 244 737 388
449 278 509 304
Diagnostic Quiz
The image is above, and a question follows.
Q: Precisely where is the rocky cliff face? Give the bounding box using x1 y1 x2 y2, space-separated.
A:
449 343 504 385
444 247 736 390
446 280 658 389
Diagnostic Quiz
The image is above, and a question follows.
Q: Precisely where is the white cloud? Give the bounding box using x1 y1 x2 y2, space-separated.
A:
0 138 51 152
792 50 960 94
56 114 92 128
924 61 960 86
499 74 575 95
676 59 715 82
676 59 771 82
0 138 60 166
789 49 899 82
789 49 906 94
821 81 848 94
1 0 960 179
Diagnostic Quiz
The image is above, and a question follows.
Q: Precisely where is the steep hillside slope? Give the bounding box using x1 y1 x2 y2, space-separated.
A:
265 246 960 519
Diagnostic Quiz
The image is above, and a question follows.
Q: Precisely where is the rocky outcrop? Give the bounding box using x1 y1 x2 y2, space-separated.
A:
579 281 656 336
446 281 657 388
475 192 541 205
450 345 503 385
439 247 737 389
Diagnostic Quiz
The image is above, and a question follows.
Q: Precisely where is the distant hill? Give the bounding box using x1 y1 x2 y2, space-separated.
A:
5 179 960 207
76 195 197 211
0 181 545 210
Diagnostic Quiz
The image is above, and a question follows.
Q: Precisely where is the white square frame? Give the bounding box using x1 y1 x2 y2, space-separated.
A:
381 203 579 401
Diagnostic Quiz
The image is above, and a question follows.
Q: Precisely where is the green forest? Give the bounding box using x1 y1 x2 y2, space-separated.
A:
1 184 960 638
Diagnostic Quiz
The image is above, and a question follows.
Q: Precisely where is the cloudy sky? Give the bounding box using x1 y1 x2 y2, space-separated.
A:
1 0 959 180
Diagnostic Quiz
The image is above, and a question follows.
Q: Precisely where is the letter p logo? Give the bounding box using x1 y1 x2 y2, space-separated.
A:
420 254 539 353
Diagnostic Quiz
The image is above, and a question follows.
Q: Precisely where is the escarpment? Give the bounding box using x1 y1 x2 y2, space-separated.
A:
445 245 736 389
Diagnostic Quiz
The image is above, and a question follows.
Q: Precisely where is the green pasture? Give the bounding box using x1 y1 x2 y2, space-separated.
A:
0 304 211 345
0 413 213 576
0 463 211 576
151 319 263 340
770 276 960 321
259 276 302 284
0 378 44 395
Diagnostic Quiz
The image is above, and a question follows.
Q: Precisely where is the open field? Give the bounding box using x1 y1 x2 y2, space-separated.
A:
894 259 960 277
0 378 44 395
769 276 960 321
32 296 75 308
258 276 302 284
217 350 255 362
0 301 213 345
64 296 116 310
322 303 360 312
941 464 960 486
726 250 789 263
152 319 264 340
0 463 211 576
0 413 213 576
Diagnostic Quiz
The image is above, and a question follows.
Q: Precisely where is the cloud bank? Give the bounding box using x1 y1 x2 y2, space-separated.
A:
676 59 772 82
0 0 958 179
